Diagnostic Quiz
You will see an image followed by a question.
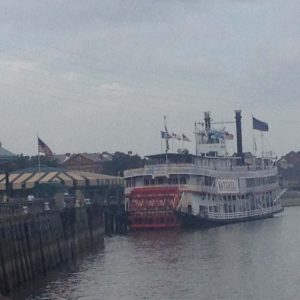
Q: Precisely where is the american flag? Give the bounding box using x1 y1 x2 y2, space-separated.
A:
38 138 53 157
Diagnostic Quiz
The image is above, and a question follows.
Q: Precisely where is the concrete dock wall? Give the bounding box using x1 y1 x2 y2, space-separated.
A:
0 204 104 296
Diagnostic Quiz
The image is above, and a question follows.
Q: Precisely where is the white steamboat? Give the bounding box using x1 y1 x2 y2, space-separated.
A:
124 111 284 228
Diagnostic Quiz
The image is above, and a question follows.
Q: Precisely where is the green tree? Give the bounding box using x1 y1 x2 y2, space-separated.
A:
103 152 143 176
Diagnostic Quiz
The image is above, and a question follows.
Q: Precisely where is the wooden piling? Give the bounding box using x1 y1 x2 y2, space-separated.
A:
0 203 104 296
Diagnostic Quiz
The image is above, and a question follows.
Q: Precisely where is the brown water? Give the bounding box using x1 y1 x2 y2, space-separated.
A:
13 207 300 300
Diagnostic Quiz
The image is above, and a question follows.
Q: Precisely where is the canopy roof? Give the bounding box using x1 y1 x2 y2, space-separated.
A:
0 168 123 191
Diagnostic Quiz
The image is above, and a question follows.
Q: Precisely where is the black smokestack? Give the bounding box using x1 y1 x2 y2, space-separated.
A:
235 110 244 165
204 112 211 129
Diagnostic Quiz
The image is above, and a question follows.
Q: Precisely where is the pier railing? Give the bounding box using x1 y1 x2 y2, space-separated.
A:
0 199 57 220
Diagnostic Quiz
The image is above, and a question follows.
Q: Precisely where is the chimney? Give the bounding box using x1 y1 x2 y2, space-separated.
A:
204 112 211 130
235 110 244 165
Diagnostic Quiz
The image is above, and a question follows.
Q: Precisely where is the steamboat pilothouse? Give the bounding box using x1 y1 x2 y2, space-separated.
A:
124 110 284 229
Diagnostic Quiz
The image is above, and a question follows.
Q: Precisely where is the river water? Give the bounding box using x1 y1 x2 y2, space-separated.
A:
13 206 300 300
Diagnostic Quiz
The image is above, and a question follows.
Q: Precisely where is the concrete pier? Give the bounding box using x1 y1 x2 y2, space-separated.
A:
0 203 104 296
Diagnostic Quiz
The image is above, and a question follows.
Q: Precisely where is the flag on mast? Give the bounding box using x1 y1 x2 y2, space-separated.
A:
172 132 182 140
182 134 191 142
161 131 171 139
38 137 53 157
253 117 269 132
224 131 234 140
163 116 170 153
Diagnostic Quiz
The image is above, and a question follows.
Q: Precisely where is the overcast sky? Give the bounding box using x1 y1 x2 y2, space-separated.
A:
0 0 299 157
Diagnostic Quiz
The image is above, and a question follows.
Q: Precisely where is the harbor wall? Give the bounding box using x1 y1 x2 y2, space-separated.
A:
0 204 104 296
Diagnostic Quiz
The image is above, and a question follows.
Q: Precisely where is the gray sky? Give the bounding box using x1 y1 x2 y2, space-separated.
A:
0 0 299 157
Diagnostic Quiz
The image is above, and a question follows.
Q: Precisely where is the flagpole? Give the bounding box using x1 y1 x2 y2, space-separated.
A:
195 122 198 156
36 135 41 200
164 116 169 165
37 134 41 174
261 131 264 169
252 114 255 156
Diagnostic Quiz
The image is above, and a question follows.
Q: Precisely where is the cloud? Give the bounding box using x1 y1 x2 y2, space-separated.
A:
0 57 40 83
0 0 299 156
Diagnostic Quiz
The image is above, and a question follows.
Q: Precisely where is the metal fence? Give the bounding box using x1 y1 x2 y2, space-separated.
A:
0 199 57 220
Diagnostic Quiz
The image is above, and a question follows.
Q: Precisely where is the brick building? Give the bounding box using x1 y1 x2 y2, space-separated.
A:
55 152 113 173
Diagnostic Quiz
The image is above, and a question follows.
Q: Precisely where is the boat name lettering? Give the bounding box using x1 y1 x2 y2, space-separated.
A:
216 179 239 193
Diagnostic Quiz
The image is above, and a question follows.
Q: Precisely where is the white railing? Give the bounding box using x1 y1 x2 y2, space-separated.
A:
124 164 278 179
243 183 279 194
206 204 283 220
179 204 283 220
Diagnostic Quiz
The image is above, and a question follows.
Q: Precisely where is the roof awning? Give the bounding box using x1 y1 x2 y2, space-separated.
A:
0 170 123 191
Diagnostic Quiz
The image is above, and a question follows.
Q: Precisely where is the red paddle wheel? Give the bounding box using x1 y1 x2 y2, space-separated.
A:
127 187 180 229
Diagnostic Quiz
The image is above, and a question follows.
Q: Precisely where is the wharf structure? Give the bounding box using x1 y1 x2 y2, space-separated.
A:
0 167 124 297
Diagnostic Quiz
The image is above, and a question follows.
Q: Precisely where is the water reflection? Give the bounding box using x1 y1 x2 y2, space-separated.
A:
12 207 300 300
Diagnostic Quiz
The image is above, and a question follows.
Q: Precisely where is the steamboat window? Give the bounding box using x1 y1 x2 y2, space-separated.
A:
157 177 166 185
196 176 204 185
205 176 215 186
144 177 151 185
246 175 277 187
179 176 189 185
169 175 178 185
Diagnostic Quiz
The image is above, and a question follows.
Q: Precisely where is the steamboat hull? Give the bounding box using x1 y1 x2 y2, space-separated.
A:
178 207 284 227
